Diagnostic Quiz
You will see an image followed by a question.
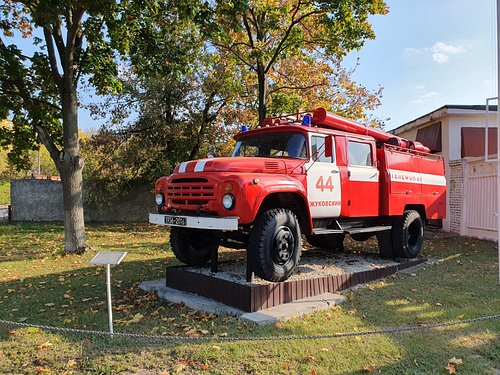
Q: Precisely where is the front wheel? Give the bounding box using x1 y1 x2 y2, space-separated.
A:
392 210 424 258
170 227 218 266
249 208 302 282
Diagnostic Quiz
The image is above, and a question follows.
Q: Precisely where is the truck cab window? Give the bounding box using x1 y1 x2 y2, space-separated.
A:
348 141 372 166
311 136 333 163
232 133 307 159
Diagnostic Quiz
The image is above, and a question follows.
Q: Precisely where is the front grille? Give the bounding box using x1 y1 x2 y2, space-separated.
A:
167 178 215 206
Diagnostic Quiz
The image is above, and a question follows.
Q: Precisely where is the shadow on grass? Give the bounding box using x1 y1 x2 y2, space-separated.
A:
1 224 499 373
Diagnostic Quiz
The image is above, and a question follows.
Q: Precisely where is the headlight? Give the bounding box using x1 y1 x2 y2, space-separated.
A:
222 194 235 210
155 193 164 206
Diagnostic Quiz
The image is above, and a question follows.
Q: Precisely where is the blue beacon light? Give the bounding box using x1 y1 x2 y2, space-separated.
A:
241 125 248 132
301 114 312 126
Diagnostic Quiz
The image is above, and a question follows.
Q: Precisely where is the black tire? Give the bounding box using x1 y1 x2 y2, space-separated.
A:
392 210 424 258
306 234 345 251
249 208 302 282
170 227 218 266
350 233 373 242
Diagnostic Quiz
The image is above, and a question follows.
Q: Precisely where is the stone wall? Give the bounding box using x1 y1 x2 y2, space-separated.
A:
448 159 465 234
11 179 64 221
11 179 154 223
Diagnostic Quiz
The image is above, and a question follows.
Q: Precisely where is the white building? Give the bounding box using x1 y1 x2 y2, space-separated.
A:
392 105 498 240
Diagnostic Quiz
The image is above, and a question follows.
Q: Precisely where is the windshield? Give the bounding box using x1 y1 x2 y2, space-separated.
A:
232 132 307 159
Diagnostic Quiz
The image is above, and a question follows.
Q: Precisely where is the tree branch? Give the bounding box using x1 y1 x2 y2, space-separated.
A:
210 42 256 71
42 27 63 95
242 14 255 48
265 2 323 73
52 23 66 64
34 123 61 164
268 82 326 94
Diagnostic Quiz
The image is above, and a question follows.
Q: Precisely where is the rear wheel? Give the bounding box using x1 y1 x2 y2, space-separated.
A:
306 234 344 251
170 227 218 266
392 210 424 258
249 208 302 282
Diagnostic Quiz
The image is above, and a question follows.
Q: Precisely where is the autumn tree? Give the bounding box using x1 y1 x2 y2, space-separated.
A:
211 0 387 124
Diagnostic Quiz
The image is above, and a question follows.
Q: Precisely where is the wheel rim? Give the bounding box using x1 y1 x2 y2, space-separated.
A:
271 226 295 265
407 220 422 247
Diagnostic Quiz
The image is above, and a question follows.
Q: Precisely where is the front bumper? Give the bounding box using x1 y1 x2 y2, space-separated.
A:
149 213 238 231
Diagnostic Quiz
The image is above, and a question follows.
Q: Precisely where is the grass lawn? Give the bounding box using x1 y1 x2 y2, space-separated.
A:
0 180 9 205
0 223 499 374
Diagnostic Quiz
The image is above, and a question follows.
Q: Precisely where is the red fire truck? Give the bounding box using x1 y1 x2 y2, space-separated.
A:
150 108 446 282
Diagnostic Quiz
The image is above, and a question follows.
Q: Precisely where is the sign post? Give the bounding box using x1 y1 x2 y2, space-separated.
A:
89 251 128 335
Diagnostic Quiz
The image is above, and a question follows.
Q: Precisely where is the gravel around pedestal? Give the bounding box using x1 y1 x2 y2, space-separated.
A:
184 248 402 285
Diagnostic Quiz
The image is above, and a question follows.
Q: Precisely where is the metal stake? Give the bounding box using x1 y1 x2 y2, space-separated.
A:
106 264 114 335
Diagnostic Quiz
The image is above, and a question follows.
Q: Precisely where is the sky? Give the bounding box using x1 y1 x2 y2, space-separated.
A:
4 1 498 132
344 0 498 130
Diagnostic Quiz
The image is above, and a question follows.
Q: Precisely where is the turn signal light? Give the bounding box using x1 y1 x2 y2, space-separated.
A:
224 182 234 193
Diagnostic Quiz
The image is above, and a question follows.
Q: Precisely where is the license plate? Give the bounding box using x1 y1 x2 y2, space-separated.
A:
164 216 187 226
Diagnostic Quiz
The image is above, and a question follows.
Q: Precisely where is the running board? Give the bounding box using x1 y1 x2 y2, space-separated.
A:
312 228 344 235
345 226 392 235
312 226 391 235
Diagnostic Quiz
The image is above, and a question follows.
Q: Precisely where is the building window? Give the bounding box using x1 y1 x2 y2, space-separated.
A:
461 127 498 158
416 122 442 153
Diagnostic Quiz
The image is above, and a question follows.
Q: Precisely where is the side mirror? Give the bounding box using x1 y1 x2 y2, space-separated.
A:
324 136 333 158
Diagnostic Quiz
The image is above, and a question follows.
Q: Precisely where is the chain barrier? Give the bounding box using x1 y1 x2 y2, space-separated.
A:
1 314 499 342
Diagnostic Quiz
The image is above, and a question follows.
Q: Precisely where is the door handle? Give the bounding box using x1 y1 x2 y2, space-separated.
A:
331 169 339 174
369 173 378 179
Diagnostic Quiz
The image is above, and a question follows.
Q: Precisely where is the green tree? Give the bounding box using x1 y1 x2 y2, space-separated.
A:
0 0 123 252
81 1 236 199
211 0 387 124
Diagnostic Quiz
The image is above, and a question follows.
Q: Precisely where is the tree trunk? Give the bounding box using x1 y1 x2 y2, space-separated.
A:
257 63 268 125
60 79 88 253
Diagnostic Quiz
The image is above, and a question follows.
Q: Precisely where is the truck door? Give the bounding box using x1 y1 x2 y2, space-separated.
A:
347 139 379 216
306 135 342 218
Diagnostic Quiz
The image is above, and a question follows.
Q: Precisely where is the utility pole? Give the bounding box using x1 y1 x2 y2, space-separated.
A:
497 0 500 284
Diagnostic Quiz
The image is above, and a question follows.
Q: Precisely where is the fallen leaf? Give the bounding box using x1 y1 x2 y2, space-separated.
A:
320 348 330 352
362 365 376 372
283 362 290 370
305 355 314 362
445 357 463 374
35 367 50 373
127 313 144 324
18 317 28 322
311 368 317 375
174 363 187 373
66 359 77 367
211 345 221 350
8 329 16 335
37 341 53 350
